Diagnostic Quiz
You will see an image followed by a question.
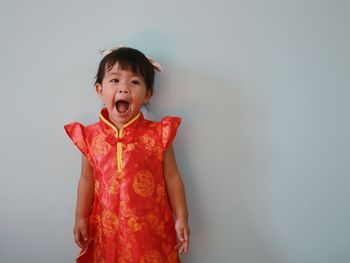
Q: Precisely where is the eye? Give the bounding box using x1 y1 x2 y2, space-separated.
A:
130 79 141 85
111 78 119 83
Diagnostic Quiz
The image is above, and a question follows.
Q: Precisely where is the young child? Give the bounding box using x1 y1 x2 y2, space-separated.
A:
64 46 190 263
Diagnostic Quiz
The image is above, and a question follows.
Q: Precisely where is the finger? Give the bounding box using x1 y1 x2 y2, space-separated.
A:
74 231 84 249
184 228 190 242
80 224 89 242
174 240 183 250
184 228 190 253
183 239 189 253
178 243 185 255
176 227 184 242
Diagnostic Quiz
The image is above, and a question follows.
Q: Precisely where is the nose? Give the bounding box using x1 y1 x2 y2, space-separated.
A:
117 83 129 94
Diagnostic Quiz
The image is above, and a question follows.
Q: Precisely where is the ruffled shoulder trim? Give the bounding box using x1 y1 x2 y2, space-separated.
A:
161 116 182 150
64 122 93 166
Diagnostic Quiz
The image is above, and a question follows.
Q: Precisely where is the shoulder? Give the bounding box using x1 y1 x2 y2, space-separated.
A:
142 116 182 149
143 116 182 126
140 116 181 132
160 116 182 133
84 121 101 132
64 120 102 140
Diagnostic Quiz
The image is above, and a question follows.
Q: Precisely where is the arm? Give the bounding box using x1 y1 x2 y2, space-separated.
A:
163 145 190 254
74 155 94 249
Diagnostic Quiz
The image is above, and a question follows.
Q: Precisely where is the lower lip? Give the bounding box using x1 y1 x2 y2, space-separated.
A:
115 106 130 116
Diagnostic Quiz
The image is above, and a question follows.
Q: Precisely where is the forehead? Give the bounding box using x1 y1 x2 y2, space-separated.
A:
105 62 142 77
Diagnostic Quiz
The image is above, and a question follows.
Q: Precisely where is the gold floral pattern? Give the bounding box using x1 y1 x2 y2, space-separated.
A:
101 210 119 237
118 242 132 263
153 145 163 161
107 170 121 195
126 143 136 152
128 216 142 232
133 170 155 197
140 134 156 152
92 133 112 155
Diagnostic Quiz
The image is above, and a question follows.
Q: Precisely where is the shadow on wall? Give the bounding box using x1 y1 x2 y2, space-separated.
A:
146 65 281 263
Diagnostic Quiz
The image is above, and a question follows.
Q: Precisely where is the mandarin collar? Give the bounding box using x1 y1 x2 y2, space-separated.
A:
99 107 144 137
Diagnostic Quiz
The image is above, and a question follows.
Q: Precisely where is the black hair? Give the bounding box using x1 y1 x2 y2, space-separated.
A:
94 47 155 93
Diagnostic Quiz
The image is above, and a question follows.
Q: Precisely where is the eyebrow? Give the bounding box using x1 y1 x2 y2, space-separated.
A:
107 72 120 76
107 72 141 77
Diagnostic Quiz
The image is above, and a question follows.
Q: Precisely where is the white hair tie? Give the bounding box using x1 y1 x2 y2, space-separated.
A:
98 45 163 72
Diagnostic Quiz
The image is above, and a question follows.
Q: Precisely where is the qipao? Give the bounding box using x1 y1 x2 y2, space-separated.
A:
64 108 181 263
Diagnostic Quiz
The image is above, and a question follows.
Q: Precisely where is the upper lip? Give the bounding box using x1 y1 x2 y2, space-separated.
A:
115 96 131 104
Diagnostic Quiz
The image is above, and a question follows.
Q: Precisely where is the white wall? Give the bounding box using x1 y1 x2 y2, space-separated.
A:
0 0 349 262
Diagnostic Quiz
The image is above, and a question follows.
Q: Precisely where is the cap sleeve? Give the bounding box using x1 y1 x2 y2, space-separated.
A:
64 122 92 165
161 116 182 150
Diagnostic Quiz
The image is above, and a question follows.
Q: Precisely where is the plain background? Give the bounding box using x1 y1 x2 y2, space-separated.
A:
0 0 349 262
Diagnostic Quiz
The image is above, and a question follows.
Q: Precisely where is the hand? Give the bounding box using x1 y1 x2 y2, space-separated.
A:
174 217 190 254
74 216 91 249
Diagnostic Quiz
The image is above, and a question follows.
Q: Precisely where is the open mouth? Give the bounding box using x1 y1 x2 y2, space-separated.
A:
115 100 130 114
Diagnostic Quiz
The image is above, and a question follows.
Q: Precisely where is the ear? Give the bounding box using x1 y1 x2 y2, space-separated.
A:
95 83 103 100
143 89 153 104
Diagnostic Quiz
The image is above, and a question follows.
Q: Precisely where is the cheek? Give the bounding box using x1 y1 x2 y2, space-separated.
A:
100 90 116 105
103 86 116 96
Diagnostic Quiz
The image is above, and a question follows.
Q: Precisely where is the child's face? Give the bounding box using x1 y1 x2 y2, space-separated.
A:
96 62 152 129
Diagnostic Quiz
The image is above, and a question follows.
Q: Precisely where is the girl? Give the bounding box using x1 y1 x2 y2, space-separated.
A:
64 46 190 263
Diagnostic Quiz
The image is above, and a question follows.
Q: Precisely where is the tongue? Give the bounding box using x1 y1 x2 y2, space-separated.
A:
116 101 129 113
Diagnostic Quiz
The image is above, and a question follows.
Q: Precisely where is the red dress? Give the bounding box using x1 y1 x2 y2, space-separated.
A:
64 108 181 263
